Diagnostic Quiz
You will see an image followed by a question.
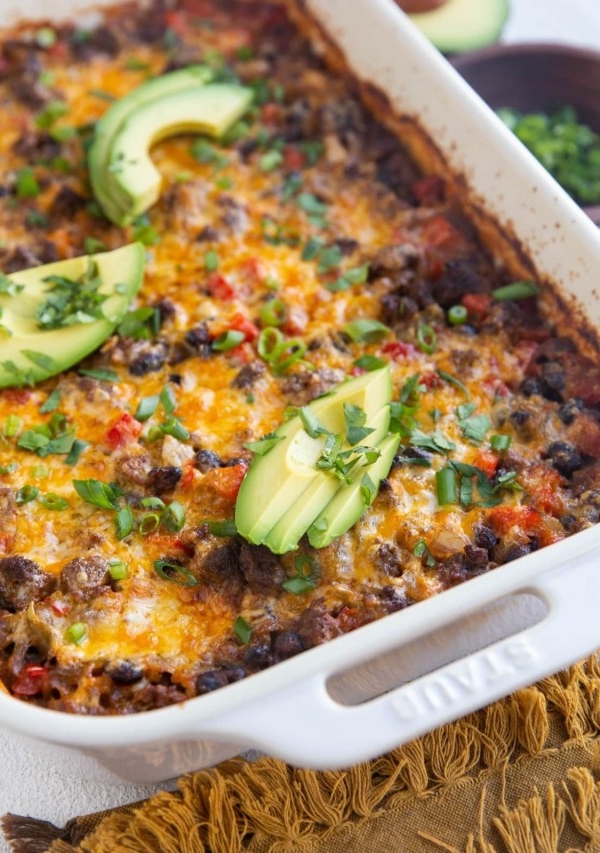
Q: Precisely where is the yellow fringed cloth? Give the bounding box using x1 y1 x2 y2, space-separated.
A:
4 654 600 853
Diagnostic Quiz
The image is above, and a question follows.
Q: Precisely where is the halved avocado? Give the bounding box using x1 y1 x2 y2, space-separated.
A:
88 66 215 226
0 243 144 388
408 0 509 53
235 367 392 547
263 404 392 554
307 433 400 549
108 84 253 224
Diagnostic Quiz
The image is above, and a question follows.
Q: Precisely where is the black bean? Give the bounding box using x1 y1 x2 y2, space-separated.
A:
106 660 144 684
244 639 274 670
509 410 529 427
501 543 533 563
185 324 211 358
540 361 565 402
548 441 583 477
380 585 409 612
558 398 584 425
520 377 543 397
273 631 304 661
196 666 245 695
147 466 182 495
194 449 222 472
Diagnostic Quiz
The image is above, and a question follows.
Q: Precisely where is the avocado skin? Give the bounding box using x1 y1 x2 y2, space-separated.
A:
235 368 393 551
408 0 509 53
0 243 144 388
88 65 214 226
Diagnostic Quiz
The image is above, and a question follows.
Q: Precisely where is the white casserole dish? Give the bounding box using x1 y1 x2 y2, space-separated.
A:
2 0 600 785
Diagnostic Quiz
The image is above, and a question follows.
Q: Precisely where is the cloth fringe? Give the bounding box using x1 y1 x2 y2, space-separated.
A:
3 655 600 853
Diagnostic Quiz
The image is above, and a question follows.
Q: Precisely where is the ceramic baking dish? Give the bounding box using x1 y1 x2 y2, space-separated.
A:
2 0 600 785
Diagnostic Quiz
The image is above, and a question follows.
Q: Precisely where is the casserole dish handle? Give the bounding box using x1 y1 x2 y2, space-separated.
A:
196 551 600 769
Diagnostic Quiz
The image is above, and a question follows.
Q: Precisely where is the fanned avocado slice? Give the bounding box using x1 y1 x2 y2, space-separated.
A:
408 0 509 53
235 367 392 548
0 243 144 388
264 405 392 554
107 83 254 224
307 433 400 549
88 65 215 226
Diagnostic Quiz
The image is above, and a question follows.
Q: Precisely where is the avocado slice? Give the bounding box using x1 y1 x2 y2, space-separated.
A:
307 433 401 549
408 0 509 53
235 367 392 547
88 66 215 226
0 243 144 388
263 404 392 554
98 83 253 226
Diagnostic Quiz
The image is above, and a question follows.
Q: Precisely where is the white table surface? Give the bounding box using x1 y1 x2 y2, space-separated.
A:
1 1 600 849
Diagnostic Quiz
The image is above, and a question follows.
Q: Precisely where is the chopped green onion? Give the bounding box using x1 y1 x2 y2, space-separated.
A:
413 539 436 567
36 27 57 48
38 493 69 510
416 323 437 354
140 513 160 535
65 622 87 644
259 298 287 327
212 330 245 351
343 319 390 343
203 519 237 537
159 385 177 415
160 416 190 441
233 615 252 644
259 150 283 172
108 560 128 580
257 326 283 359
0 463 18 475
162 500 186 532
492 281 540 301
282 576 315 595
115 506 134 540
154 560 198 587
204 250 219 272
448 305 468 325
16 485 40 504
490 434 512 451
436 466 458 506
31 465 49 479
141 497 166 510
135 394 160 422
15 168 40 199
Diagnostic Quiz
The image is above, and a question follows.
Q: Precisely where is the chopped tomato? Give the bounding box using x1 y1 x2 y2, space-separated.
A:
411 175 445 206
420 371 443 390
179 0 215 14
520 465 566 516
207 272 237 301
350 366 366 376
105 413 143 450
242 257 266 285
283 146 306 170
179 464 196 490
261 103 283 124
12 665 46 697
164 10 188 34
382 341 415 360
462 292 491 319
0 532 15 556
229 312 259 343
48 41 68 60
2 389 32 405
336 606 372 633
474 449 498 478
205 463 248 502
488 505 542 535
47 228 72 259
421 215 462 250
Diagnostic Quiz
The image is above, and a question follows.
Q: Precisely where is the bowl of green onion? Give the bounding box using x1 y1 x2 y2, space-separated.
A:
451 43 600 224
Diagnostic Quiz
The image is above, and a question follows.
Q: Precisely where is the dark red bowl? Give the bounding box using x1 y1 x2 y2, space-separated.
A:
451 43 600 225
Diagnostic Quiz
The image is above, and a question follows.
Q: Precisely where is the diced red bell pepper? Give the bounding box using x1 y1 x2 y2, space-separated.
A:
206 463 248 502
283 146 306 170
164 10 188 35
12 665 46 696
229 313 259 343
207 273 237 301
462 292 491 319
420 371 443 390
382 341 415 360
105 413 143 450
